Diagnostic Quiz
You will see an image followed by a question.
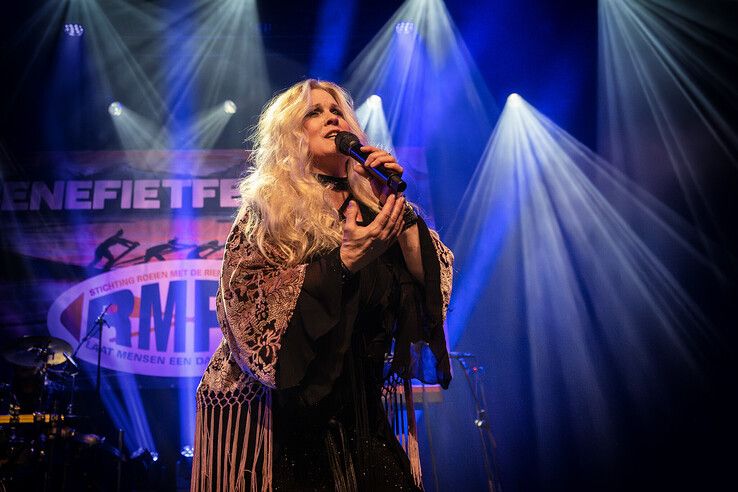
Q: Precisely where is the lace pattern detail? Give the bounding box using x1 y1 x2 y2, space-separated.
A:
197 339 267 404
429 229 454 319
218 219 307 388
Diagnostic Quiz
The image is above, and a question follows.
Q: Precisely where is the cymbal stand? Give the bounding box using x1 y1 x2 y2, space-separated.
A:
33 344 52 414
63 352 79 416
31 344 53 492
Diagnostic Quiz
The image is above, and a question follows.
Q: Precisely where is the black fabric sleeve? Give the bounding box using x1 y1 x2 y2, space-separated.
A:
275 248 360 404
391 217 452 389
298 248 347 341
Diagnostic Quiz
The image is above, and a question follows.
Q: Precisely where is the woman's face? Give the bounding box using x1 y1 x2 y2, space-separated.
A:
303 88 351 174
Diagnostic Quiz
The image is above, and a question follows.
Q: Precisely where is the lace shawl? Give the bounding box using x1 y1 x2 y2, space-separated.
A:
191 216 453 492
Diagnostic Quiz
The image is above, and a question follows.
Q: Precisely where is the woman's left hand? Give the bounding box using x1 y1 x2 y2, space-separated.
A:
352 146 404 203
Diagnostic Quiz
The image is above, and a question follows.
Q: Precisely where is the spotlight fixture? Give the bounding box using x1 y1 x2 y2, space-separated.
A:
395 21 415 34
367 95 382 108
108 102 123 117
223 100 237 114
64 24 84 37
180 445 194 458
176 445 195 490
130 447 157 466
128 447 161 488
506 93 523 108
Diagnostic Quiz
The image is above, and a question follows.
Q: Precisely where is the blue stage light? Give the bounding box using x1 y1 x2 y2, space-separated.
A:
507 93 523 108
131 447 156 463
176 445 195 490
395 21 415 34
346 0 497 232
108 102 123 117
180 445 194 458
64 24 84 37
367 94 382 108
223 100 237 114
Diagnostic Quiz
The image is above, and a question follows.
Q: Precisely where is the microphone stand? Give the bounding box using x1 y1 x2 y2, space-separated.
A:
72 305 110 406
70 306 120 490
450 352 503 492
96 314 104 398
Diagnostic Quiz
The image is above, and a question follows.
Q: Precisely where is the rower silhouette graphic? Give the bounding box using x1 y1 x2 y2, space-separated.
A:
186 240 223 259
88 229 140 271
143 237 196 262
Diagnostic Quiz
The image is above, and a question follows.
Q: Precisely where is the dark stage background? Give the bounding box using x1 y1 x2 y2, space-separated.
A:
1 0 737 491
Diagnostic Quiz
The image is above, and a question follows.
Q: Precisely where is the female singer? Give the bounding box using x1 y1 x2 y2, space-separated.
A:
192 79 453 491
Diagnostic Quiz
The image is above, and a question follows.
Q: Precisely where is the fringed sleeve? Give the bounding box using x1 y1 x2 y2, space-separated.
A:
391 217 454 389
427 226 454 321
192 344 273 492
192 218 311 492
218 219 307 389
382 218 454 489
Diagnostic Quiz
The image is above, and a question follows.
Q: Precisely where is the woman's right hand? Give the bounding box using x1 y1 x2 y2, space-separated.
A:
340 194 405 273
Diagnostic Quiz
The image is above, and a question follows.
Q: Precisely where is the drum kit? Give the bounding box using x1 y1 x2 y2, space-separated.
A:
0 335 123 491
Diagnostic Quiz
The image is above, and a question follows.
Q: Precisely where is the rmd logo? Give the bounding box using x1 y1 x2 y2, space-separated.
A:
47 260 223 377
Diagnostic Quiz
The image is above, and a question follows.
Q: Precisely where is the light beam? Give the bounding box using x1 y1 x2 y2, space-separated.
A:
447 93 716 477
598 0 738 259
345 0 496 226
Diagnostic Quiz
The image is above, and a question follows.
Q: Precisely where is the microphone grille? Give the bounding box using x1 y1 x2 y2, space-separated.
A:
335 131 360 155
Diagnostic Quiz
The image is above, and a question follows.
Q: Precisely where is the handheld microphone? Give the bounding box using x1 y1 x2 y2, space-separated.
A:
334 131 407 193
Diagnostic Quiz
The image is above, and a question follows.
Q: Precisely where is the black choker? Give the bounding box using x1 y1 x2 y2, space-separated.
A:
316 174 350 191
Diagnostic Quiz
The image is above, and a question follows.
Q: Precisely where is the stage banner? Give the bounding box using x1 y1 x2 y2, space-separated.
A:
0 150 247 378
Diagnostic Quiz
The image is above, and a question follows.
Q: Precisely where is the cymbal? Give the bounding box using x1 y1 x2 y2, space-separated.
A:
2 335 73 368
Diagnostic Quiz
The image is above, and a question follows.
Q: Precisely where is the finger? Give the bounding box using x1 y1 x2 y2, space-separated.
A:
360 145 385 155
381 162 404 175
365 152 393 168
380 200 405 243
367 157 403 180
344 200 359 228
362 152 378 169
353 162 368 178
361 148 391 166
381 196 405 237
388 196 407 240
391 196 406 225
389 210 405 241
372 194 395 231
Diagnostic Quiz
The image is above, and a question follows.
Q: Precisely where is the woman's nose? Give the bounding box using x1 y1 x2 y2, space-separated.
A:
325 113 339 125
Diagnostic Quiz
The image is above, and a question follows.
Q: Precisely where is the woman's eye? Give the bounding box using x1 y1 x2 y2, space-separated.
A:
332 108 344 116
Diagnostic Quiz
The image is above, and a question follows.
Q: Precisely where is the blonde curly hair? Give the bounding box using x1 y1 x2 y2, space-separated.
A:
237 79 380 266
